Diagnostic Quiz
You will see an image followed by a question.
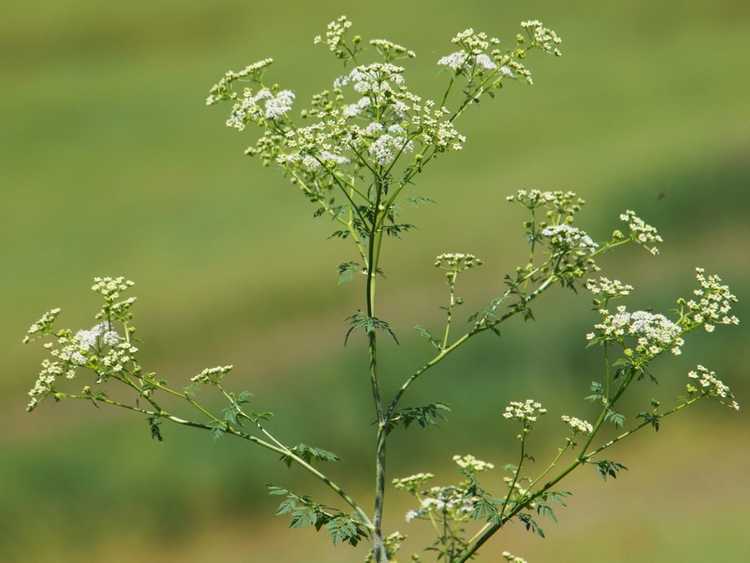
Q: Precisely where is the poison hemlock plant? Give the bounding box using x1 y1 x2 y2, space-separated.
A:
23 16 741 563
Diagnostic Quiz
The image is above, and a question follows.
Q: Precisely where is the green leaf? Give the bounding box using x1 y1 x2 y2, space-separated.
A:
265 485 367 547
326 515 369 546
337 262 360 285
210 424 226 441
585 381 604 402
595 460 628 481
147 416 163 442
605 410 625 428
386 402 450 433
236 390 253 404
414 325 441 349
280 443 340 467
407 195 436 206
536 503 557 523
223 405 240 426
471 495 500 521
637 411 661 431
517 513 545 538
345 312 399 345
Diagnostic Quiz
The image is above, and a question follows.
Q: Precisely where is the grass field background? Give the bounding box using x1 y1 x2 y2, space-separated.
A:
1 1 749 561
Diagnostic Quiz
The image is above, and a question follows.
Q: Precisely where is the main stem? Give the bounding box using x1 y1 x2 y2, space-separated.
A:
368 174 389 562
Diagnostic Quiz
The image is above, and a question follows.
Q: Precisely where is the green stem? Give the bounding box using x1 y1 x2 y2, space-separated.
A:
456 361 697 562
62 387 374 529
441 273 457 349
367 173 389 562
386 269 557 421
499 426 528 521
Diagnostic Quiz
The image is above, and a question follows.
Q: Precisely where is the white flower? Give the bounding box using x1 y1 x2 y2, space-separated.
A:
393 473 434 492
688 365 739 411
502 551 528 563
364 122 385 136
74 323 105 351
438 51 497 72
453 454 494 472
206 58 274 106
27 359 64 412
70 351 88 366
591 306 684 357
521 19 563 56
683 268 739 331
342 96 371 117
91 276 135 302
502 399 547 424
437 50 468 71
191 365 234 384
475 53 497 70
226 88 295 129
102 330 120 346
263 90 295 119
370 38 416 59
434 253 482 273
561 415 593 434
369 133 413 166
318 15 353 54
541 224 598 253
585 277 633 300
23 308 62 344
619 210 663 255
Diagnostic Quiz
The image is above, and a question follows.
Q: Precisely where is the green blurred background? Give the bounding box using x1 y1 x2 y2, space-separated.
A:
2 0 749 561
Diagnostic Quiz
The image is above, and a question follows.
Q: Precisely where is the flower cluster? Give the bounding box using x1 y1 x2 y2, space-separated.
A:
681 268 740 332
44 322 121 375
438 50 498 72
434 253 483 273
313 15 355 59
23 277 141 412
588 306 684 357
438 28 502 74
541 224 598 254
585 277 633 301
506 189 586 221
501 474 532 505
247 57 463 175
370 38 416 61
205 58 274 106
368 125 414 166
91 276 134 302
76 323 120 349
91 276 137 321
687 365 739 411
392 473 434 493
502 551 529 563
191 365 234 384
521 19 563 56
502 400 547 425
27 359 66 412
99 341 140 375
22 307 61 344
207 14 563 237
404 484 477 523
226 88 296 130
436 20 562 91
561 415 593 434
619 210 663 256
452 454 494 473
